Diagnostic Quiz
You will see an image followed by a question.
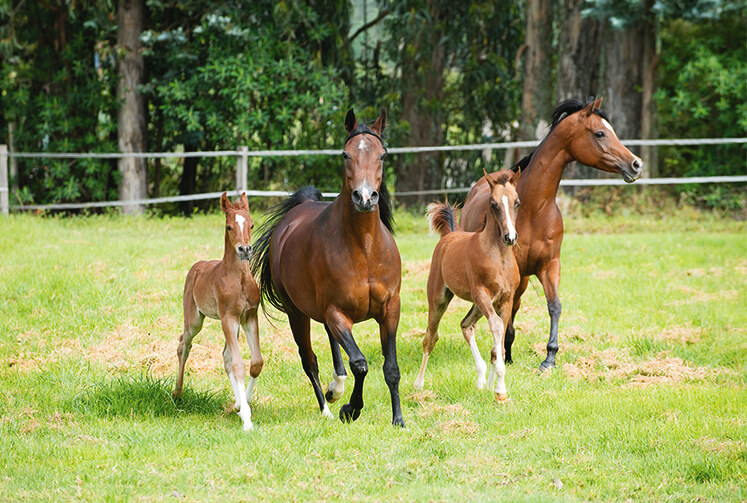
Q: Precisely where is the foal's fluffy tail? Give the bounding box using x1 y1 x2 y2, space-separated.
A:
426 201 459 238
251 186 322 315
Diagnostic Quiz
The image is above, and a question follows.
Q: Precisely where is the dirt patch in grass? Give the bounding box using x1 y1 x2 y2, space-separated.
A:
666 286 738 306
650 324 704 345
562 347 715 386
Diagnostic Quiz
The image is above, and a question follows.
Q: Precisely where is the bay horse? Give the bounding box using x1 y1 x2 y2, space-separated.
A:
460 98 643 371
414 169 521 401
251 109 404 426
174 192 263 431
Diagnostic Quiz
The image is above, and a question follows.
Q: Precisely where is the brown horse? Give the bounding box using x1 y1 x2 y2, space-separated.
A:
174 192 263 431
460 98 643 371
251 109 404 426
414 169 521 401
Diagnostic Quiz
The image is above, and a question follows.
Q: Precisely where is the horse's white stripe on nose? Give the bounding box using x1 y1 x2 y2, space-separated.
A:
601 118 618 138
235 214 246 234
502 195 517 240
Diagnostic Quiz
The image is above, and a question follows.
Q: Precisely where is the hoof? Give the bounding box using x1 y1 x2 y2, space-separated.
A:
539 361 555 372
392 416 405 428
505 357 514 365
242 421 254 431
476 378 486 391
413 381 424 391
321 404 334 419
233 402 241 412
324 389 339 403
339 404 361 423
495 392 509 403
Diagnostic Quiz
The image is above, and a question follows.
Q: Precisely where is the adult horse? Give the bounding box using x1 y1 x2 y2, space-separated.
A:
251 109 404 426
460 98 643 371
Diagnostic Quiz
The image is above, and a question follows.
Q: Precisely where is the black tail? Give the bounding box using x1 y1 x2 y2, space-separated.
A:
511 151 533 172
426 201 459 238
379 180 395 234
251 186 322 315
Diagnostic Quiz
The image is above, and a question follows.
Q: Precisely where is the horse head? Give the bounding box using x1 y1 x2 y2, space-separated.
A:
342 108 387 213
220 192 254 261
483 168 521 246
563 97 643 183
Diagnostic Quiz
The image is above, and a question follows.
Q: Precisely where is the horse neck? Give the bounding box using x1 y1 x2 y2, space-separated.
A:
518 127 574 210
337 188 382 250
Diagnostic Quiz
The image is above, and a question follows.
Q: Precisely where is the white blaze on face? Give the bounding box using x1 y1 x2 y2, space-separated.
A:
358 138 369 151
502 195 517 241
601 118 618 138
235 214 246 234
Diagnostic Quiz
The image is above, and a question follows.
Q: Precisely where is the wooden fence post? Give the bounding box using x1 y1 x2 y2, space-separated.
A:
1 145 8 215
236 146 248 194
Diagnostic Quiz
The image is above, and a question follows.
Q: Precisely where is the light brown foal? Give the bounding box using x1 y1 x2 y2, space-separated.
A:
414 169 521 401
174 192 263 431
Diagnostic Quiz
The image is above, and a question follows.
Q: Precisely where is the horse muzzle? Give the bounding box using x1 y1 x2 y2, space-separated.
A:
620 157 643 183
503 233 518 246
352 184 379 213
237 244 253 261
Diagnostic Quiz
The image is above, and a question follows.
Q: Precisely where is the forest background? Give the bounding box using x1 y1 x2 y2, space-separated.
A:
0 0 744 214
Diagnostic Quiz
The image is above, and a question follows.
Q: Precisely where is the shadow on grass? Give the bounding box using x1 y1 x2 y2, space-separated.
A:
71 373 223 418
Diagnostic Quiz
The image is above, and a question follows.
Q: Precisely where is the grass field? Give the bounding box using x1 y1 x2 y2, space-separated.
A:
1 207 745 502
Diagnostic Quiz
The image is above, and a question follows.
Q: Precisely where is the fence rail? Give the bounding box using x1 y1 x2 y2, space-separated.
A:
1 138 745 213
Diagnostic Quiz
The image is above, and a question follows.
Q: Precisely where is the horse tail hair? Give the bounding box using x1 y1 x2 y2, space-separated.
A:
511 151 533 172
426 201 459 238
378 180 395 234
251 186 322 315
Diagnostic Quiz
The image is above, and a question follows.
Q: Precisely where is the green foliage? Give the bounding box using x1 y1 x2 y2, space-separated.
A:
655 12 747 209
0 2 119 205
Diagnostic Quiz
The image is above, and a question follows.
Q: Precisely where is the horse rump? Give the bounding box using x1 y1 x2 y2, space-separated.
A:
250 186 322 315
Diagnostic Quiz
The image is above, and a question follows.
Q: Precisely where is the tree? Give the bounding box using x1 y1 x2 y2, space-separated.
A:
117 0 147 214
519 0 553 142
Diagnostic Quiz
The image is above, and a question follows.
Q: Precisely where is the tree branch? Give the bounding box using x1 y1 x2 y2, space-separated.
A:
348 8 390 44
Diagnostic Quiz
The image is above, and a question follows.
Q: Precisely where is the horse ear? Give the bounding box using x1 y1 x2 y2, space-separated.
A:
238 192 249 210
220 192 231 212
511 167 522 184
345 108 356 133
483 168 495 189
371 108 387 134
583 98 596 117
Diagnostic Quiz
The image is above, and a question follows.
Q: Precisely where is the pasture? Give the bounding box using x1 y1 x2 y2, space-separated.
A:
0 207 745 501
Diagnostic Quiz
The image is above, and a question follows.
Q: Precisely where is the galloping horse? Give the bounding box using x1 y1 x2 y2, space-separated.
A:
414 169 522 401
460 98 643 371
252 109 404 426
174 192 263 431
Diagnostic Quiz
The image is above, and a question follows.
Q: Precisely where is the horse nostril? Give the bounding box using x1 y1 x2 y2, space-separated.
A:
352 190 362 205
632 159 642 171
370 190 379 203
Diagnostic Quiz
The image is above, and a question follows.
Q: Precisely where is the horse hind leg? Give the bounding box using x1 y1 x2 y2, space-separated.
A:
174 291 204 398
460 304 487 390
241 312 263 403
288 311 330 418
221 316 253 431
324 324 347 403
505 276 528 365
414 288 453 390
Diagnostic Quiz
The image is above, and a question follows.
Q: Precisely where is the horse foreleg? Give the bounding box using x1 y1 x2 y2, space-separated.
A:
505 276 529 365
379 294 404 427
241 312 263 403
537 260 561 372
414 287 453 390
325 310 367 423
288 310 329 417
472 290 508 402
221 316 253 431
324 324 347 403
460 305 487 390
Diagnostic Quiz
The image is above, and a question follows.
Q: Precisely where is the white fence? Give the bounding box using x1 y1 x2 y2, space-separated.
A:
1 138 746 213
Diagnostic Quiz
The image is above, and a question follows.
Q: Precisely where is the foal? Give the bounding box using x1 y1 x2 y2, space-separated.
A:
414 169 521 401
174 192 263 431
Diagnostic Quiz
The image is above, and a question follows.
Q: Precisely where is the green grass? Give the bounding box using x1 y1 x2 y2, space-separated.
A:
0 209 745 502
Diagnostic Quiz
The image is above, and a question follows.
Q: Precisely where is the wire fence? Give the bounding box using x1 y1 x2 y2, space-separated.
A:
1 137 746 212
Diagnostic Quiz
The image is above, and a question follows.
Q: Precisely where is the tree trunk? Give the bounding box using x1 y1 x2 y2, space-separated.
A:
395 9 446 207
602 22 644 141
556 0 604 184
179 154 199 216
519 0 554 142
117 0 147 214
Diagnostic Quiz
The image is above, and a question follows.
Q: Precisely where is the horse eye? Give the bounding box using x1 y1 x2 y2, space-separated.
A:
226 225 232 231
380 153 387 161
515 200 521 208
251 223 254 230
595 131 605 138
341 151 350 160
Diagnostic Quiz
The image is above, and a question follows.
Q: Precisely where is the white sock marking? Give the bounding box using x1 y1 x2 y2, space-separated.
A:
468 336 488 390
322 403 334 419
